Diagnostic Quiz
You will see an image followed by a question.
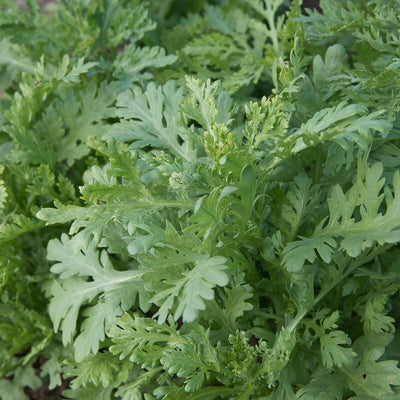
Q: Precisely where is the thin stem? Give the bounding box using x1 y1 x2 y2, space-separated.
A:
186 385 241 400
236 382 256 400
234 247 388 397
156 0 174 20
38 26 69 50
315 245 389 305
314 144 322 184
287 244 391 334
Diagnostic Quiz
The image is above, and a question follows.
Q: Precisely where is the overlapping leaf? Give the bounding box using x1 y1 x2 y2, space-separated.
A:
283 162 400 272
47 234 150 361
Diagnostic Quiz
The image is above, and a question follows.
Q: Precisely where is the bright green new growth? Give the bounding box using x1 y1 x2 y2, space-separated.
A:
1 0 400 399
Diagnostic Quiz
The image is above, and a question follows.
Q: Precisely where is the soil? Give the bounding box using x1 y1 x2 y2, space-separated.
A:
15 0 56 10
302 0 323 12
23 357 72 400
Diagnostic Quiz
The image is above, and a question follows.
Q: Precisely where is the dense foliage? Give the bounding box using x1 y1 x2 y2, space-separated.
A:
1 0 400 398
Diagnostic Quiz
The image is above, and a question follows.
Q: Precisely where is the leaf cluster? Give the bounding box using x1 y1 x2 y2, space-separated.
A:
1 0 400 399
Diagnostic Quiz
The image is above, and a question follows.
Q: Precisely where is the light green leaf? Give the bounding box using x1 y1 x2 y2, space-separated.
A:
151 255 229 323
114 45 177 83
161 327 219 392
283 236 336 273
47 234 150 361
320 330 356 369
55 55 97 83
341 333 400 399
284 163 400 271
223 286 253 328
362 294 395 334
109 313 181 365
63 385 114 400
282 172 320 240
106 80 196 161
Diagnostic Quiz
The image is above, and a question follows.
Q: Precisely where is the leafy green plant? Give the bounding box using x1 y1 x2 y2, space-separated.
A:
1 0 400 399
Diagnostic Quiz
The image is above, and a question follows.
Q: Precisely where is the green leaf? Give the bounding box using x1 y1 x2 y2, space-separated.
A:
0 179 6 211
63 385 114 400
266 370 295 399
0 40 35 88
149 255 229 323
244 95 289 152
40 345 70 390
181 77 219 132
109 314 220 394
55 81 118 166
0 214 43 243
311 44 347 103
0 304 53 377
106 80 196 161
291 103 390 153
246 0 285 53
281 172 320 241
320 330 356 369
4 0 400 398
179 0 274 93
186 186 237 241
283 163 400 271
235 164 257 229
161 326 220 392
47 234 150 361
295 367 344 400
114 369 161 400
66 352 123 389
341 333 400 399
318 311 356 369
283 236 336 273
96 139 141 182
109 313 182 365
223 286 253 328
114 45 177 83
362 294 395 334
55 55 97 83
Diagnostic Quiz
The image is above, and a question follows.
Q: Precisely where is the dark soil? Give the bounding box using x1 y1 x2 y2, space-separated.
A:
24 379 71 400
15 0 56 10
301 0 323 12
23 357 72 400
